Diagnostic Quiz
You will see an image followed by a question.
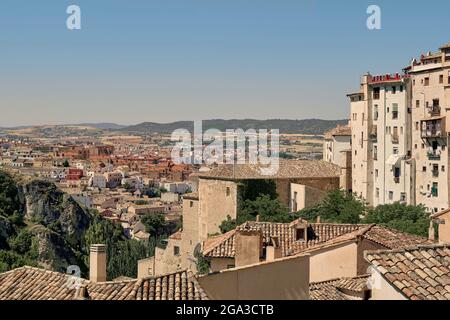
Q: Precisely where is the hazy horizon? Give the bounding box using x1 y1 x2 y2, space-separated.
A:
1 0 449 126
0 117 350 129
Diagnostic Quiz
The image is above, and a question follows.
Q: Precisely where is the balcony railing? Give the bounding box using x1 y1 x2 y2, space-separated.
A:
428 151 441 160
391 133 399 144
429 105 441 116
421 118 446 139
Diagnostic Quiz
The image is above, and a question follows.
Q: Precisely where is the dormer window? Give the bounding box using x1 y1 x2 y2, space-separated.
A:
294 221 308 242
296 228 305 241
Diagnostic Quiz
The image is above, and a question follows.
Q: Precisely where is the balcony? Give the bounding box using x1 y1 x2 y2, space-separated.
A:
421 117 446 139
428 105 441 117
391 133 399 144
427 151 441 160
432 170 439 178
394 176 400 184
369 125 377 141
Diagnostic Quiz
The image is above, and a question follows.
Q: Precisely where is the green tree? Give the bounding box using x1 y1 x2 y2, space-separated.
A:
0 172 20 217
363 203 430 237
9 229 32 255
295 189 365 224
220 194 293 233
240 194 291 223
238 179 278 202
63 160 70 167
195 252 211 275
141 214 166 236
123 182 134 192
219 215 237 234
84 213 150 280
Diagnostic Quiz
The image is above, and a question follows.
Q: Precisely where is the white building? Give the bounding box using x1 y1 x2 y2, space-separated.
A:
407 44 450 213
348 73 415 206
323 124 351 166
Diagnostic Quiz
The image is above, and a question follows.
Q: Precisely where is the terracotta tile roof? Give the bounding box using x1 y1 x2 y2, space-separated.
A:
431 208 450 219
363 225 434 249
324 125 351 140
169 229 182 240
203 220 432 259
310 275 370 300
132 270 208 300
0 266 86 300
365 244 450 300
203 220 366 258
196 160 340 180
0 267 208 301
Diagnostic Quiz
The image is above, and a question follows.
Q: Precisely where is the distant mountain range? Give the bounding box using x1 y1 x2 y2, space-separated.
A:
0 119 349 135
119 119 349 135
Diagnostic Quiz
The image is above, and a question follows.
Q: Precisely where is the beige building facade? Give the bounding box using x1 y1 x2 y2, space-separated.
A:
349 73 414 206
407 44 450 213
349 43 450 210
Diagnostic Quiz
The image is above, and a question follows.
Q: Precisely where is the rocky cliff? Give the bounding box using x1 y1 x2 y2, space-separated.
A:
0 171 93 272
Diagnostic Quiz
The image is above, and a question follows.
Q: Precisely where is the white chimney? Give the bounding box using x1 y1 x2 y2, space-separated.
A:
89 244 107 283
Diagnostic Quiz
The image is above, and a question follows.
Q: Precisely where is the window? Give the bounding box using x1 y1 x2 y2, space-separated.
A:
400 193 406 202
375 169 379 178
416 100 420 108
433 99 440 107
376 188 380 198
440 75 444 84
433 164 439 177
392 86 396 94
393 147 399 155
423 166 427 172
415 122 419 130
442 166 446 172
226 187 230 196
373 146 378 160
296 228 305 241
190 201 194 208
424 77 430 86
394 167 400 178
374 105 379 121
389 191 394 200
174 246 180 256
400 85 404 92
432 183 438 197
373 87 380 100
392 104 398 119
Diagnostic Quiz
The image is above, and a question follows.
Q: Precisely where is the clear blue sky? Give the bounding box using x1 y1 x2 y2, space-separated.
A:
0 0 449 126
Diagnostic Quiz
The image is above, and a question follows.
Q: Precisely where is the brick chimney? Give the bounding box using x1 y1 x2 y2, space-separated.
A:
90 244 107 283
266 236 282 261
235 229 262 267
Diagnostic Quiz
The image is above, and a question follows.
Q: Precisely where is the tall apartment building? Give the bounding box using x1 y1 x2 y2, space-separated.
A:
349 43 450 211
406 44 450 213
348 73 415 206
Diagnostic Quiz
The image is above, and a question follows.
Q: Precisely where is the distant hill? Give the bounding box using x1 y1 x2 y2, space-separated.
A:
120 119 349 135
75 123 126 130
